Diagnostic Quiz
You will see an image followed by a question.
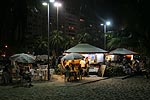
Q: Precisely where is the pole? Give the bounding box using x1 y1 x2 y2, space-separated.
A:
56 6 59 31
56 6 59 56
47 3 50 80
104 25 106 49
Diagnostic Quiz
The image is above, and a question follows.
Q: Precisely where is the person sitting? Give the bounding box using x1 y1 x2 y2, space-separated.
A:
69 63 77 81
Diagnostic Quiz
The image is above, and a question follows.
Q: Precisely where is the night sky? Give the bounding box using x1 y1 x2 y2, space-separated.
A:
0 0 149 47
0 0 145 33
65 0 148 29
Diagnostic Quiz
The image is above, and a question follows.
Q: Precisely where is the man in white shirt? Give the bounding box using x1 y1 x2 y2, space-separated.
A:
80 59 86 76
80 60 85 68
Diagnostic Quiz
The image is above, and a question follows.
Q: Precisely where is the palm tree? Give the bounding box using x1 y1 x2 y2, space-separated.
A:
32 36 48 55
49 30 64 56
63 36 77 51
107 29 139 50
113 0 150 58
76 32 92 43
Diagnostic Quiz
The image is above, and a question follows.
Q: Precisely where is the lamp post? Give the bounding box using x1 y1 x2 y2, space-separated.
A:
54 2 62 31
42 0 55 81
101 21 111 50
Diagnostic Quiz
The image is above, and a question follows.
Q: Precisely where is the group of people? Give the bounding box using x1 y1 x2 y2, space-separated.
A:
1 62 33 86
121 58 149 78
1 64 12 85
61 57 90 82
15 63 33 87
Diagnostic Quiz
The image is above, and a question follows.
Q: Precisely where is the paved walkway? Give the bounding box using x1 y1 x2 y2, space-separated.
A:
33 75 108 87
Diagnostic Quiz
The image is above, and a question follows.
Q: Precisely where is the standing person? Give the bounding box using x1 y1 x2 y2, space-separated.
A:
2 65 10 85
22 67 33 87
15 62 20 80
134 59 140 75
122 57 127 66
78 65 83 80
69 63 75 71
85 57 90 76
139 60 146 71
85 57 89 67
52 56 56 68
18 63 24 77
80 58 86 76
64 65 70 82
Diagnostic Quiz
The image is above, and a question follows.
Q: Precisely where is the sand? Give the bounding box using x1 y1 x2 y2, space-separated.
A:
0 75 150 100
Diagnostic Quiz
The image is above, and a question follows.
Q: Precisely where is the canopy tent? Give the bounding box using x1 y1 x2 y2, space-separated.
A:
109 48 138 55
65 43 108 53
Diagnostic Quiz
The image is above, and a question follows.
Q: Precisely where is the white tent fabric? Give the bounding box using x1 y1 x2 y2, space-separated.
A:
109 48 138 55
65 43 108 53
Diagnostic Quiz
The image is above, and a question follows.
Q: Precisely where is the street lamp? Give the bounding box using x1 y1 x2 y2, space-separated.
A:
54 2 62 31
101 21 111 49
42 0 55 81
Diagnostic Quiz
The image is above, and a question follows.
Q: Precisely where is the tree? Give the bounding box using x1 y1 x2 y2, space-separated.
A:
76 32 92 43
49 30 64 56
33 36 48 54
107 29 138 50
107 0 150 60
63 36 77 51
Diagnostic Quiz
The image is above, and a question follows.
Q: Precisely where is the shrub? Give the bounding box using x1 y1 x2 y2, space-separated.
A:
104 66 126 77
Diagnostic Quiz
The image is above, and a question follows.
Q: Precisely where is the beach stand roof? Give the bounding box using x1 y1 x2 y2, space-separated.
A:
65 43 108 53
109 48 138 55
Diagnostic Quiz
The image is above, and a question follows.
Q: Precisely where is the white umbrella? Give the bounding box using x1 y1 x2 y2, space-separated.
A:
61 53 84 61
9 53 36 63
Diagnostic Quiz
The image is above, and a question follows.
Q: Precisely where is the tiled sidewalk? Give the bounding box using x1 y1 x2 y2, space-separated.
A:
33 75 108 86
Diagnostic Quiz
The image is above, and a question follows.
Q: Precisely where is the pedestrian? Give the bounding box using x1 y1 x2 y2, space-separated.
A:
78 65 83 80
85 57 90 76
22 67 33 87
52 56 56 68
64 65 70 82
80 58 86 76
2 65 10 85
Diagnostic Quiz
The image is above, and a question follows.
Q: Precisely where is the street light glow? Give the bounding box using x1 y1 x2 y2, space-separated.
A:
101 21 111 26
101 24 104 26
106 21 111 26
43 0 55 6
54 2 62 31
50 0 55 3
54 2 62 7
5 45 8 48
42 2 48 6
